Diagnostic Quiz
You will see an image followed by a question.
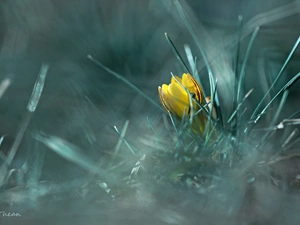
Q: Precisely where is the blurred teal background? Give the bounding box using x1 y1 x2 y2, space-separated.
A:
0 0 300 224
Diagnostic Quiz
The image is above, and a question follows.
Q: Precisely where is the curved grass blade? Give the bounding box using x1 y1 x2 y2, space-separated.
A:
269 89 289 127
173 0 223 124
236 27 259 104
232 15 243 132
87 55 163 111
0 64 49 186
253 72 300 125
184 44 204 95
288 110 300 119
204 80 218 142
282 129 299 149
113 120 130 159
27 64 49 112
0 77 11 100
86 96 136 155
167 110 179 135
258 90 289 145
165 33 191 74
250 36 300 120
33 132 103 175
227 89 253 124
146 117 157 135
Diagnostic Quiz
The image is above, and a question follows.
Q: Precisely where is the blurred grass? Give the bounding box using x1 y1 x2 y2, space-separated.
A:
0 0 300 224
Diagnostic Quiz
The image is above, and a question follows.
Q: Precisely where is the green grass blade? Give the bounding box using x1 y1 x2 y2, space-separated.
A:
0 64 49 186
236 27 259 104
146 117 157 135
184 44 206 96
87 55 163 111
86 96 136 155
173 0 220 114
165 33 191 74
232 15 243 131
250 36 300 120
253 72 300 124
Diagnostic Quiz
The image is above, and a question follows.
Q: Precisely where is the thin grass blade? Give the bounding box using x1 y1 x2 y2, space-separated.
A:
250 36 300 120
0 64 49 185
165 33 191 74
87 55 162 111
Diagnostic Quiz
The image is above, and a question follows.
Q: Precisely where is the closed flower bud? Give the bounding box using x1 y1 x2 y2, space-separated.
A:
158 73 211 134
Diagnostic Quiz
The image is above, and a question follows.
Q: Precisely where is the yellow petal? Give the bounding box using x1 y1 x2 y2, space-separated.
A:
168 81 188 103
182 73 204 103
158 86 169 112
158 73 204 118
181 73 193 89
171 76 182 84
167 95 189 117
161 84 169 93
159 85 188 117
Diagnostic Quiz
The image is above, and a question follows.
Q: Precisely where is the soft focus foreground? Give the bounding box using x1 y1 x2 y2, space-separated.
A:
0 0 300 224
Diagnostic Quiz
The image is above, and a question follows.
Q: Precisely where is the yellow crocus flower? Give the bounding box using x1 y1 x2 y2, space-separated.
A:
158 73 210 134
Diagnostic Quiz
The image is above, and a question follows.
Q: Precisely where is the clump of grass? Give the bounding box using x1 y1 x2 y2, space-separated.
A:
86 2 300 218
88 1 300 196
